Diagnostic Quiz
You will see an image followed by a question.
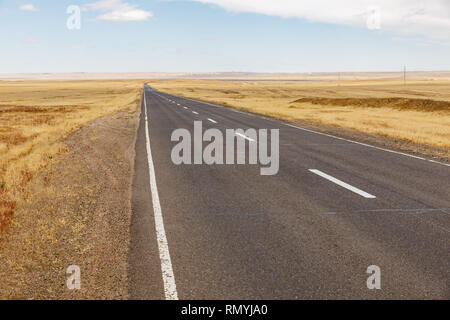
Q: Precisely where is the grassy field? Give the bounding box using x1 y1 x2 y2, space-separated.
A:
0 80 143 233
150 79 450 154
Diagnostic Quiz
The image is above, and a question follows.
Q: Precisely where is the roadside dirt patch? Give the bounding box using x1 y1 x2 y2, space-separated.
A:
291 97 450 112
0 110 139 299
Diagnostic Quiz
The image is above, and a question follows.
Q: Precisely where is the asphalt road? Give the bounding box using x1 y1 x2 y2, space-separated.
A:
128 84 449 299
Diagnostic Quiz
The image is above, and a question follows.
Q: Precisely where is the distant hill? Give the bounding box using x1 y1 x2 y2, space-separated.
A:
1 71 450 81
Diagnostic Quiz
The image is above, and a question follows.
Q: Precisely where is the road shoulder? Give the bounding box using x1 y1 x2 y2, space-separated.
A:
0 111 139 299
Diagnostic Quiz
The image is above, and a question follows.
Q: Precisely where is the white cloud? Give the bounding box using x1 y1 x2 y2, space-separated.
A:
190 0 450 40
84 0 153 21
19 4 37 11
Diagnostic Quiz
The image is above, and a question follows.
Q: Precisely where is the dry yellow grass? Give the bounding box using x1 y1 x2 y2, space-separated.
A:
150 79 450 151
0 80 143 231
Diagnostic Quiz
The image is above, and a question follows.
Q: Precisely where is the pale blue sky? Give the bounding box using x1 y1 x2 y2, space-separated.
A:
0 0 449 73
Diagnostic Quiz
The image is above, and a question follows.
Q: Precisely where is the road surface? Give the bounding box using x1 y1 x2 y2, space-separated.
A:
128 84 449 299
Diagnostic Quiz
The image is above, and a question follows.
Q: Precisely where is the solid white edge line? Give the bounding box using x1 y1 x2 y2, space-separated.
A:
235 132 256 142
208 118 217 124
143 88 179 300
155 90 449 168
286 124 430 162
309 169 377 199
